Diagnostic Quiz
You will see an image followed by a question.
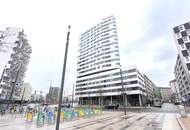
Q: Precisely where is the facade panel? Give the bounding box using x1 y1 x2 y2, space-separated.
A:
173 22 190 103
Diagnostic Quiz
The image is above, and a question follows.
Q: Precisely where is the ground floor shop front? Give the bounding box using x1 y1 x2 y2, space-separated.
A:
78 94 151 107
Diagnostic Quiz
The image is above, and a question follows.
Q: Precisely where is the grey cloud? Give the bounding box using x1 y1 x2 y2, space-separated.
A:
124 0 190 51
153 44 177 63
121 0 190 86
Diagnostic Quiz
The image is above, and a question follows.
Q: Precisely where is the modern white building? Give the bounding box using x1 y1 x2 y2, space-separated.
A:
173 22 190 103
76 66 147 106
21 82 32 101
0 27 32 102
143 74 156 103
46 87 60 104
77 16 120 77
31 91 45 103
75 16 156 106
159 87 172 102
169 79 181 103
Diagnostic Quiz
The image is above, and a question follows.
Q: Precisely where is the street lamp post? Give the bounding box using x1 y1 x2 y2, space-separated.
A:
88 84 91 108
71 83 74 107
55 25 71 130
119 66 127 116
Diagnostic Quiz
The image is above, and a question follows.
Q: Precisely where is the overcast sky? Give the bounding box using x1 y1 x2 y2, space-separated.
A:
0 0 190 94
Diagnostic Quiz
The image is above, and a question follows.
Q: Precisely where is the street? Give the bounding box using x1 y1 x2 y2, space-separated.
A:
0 103 183 130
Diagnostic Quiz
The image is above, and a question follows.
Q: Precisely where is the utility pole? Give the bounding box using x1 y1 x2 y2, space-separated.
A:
55 25 71 130
119 66 127 116
71 83 74 107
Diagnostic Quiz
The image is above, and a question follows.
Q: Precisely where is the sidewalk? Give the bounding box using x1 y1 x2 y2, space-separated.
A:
180 117 190 130
177 114 190 130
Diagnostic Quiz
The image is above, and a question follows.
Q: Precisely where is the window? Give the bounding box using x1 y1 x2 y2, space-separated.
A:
185 81 188 85
182 36 188 42
176 33 181 38
180 66 182 71
182 50 188 56
127 69 136 73
174 27 180 33
185 56 189 61
177 38 184 44
179 25 184 31
181 31 188 37
184 23 190 29
185 42 190 49
102 47 110 51
186 63 190 70
181 44 185 49
102 55 111 59
187 29 190 35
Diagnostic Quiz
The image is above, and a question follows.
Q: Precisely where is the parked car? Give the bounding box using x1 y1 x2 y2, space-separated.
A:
153 98 162 107
104 104 119 109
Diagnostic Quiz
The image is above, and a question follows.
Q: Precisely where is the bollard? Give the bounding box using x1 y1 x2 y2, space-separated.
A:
55 111 58 120
90 109 94 116
72 111 79 119
79 110 85 117
36 112 45 127
61 111 64 122
26 112 33 122
65 111 72 120
48 111 55 124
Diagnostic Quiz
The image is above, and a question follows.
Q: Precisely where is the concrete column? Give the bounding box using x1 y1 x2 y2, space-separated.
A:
90 97 92 105
125 95 128 106
99 97 101 105
139 94 142 106
110 96 112 104
81 98 83 105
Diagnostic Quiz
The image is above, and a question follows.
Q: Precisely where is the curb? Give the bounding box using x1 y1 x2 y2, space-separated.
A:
176 114 187 130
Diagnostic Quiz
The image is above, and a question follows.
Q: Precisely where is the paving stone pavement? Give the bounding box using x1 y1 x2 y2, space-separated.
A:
0 111 181 130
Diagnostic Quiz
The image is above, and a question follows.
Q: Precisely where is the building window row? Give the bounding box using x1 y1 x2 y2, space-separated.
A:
76 75 138 87
93 58 119 66
80 20 116 40
80 27 117 46
76 86 145 96
76 71 137 84
76 81 138 91
80 34 117 55
102 64 111 68
78 59 96 67
79 67 96 74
